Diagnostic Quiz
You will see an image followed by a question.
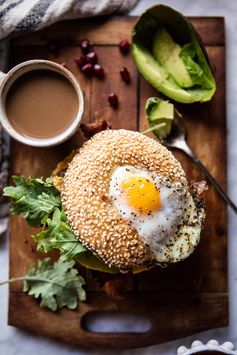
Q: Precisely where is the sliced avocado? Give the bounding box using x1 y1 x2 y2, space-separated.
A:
76 252 119 274
152 29 193 88
144 97 174 140
149 98 174 120
133 43 203 103
132 4 216 103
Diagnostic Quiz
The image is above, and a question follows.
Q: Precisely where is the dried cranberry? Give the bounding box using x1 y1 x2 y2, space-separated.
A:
120 67 131 84
93 64 105 78
60 62 67 68
119 39 130 55
74 55 87 68
108 93 118 109
86 51 97 64
80 38 91 54
81 63 94 76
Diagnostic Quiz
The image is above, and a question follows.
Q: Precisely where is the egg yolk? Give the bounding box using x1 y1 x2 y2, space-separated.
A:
121 176 160 214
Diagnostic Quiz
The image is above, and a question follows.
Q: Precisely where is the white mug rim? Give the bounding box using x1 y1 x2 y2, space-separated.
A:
0 59 84 147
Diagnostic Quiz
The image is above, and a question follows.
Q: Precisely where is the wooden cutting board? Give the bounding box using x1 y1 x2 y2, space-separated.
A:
7 16 227 349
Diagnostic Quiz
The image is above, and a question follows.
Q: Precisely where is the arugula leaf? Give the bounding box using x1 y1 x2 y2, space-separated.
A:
33 208 119 273
34 208 87 260
180 43 213 90
23 257 86 311
5 176 119 274
3 176 61 227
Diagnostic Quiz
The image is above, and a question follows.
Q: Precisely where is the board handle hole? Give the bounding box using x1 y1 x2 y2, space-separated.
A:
81 311 152 333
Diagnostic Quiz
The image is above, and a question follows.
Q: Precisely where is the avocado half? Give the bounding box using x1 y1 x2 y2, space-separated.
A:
132 5 216 103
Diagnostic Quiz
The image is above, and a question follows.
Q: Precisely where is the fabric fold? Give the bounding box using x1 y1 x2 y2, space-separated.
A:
0 0 139 40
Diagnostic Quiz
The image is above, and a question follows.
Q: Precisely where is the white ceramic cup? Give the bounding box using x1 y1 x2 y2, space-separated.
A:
0 59 84 147
177 339 237 354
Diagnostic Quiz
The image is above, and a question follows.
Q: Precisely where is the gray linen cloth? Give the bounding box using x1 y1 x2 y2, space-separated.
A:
0 0 139 234
0 0 138 40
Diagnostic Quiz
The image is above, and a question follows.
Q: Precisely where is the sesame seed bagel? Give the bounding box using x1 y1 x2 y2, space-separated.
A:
62 129 202 272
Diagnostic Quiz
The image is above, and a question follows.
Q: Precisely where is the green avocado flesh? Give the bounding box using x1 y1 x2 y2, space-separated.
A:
152 29 193 88
76 252 119 274
133 42 200 103
132 5 216 103
144 97 174 139
133 41 215 103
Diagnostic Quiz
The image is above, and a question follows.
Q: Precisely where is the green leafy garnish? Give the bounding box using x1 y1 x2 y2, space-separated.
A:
180 43 213 90
24 257 86 311
0 257 86 311
4 176 119 274
3 176 61 227
34 208 118 273
34 208 87 259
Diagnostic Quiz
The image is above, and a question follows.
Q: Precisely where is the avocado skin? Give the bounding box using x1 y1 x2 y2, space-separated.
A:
132 4 216 103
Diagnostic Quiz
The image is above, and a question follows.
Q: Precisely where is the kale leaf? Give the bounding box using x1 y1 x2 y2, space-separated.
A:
3 176 61 227
23 257 86 311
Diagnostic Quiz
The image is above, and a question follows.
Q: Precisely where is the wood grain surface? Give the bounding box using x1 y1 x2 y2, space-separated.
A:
7 16 227 349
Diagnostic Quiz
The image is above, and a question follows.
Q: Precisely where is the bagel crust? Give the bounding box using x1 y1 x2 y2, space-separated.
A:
62 129 192 272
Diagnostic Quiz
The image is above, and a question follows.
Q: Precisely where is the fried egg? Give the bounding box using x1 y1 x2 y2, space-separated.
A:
110 165 202 263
